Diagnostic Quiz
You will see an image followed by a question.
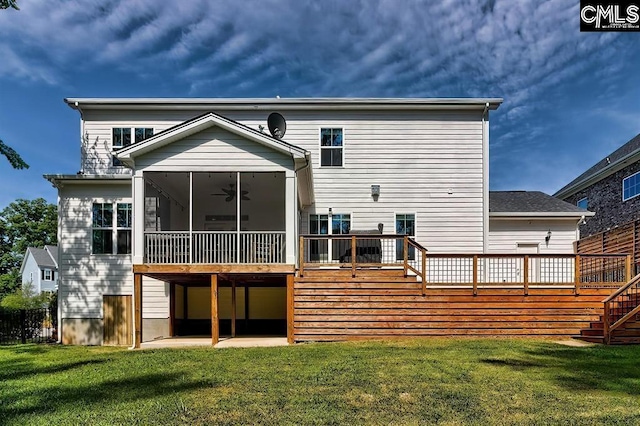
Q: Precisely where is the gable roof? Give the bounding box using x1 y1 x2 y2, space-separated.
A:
554 133 640 198
20 246 58 274
489 191 593 217
115 111 308 163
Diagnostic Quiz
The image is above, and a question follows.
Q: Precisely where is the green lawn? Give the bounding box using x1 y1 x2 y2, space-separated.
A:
1 340 640 425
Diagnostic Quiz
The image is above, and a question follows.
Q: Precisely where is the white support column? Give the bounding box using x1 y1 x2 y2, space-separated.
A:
189 172 193 264
132 170 145 264
285 170 297 264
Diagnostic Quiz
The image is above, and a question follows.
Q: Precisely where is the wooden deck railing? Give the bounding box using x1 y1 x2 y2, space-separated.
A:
144 231 286 264
299 235 631 294
603 273 640 343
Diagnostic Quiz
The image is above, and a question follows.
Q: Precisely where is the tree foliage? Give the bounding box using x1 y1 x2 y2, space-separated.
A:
0 3 27 169
0 198 57 298
1 282 49 309
0 139 29 169
0 1 19 10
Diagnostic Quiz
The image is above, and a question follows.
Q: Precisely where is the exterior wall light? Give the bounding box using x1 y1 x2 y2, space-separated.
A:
371 185 380 201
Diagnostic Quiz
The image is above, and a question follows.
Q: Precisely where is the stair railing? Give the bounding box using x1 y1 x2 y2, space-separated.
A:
603 273 640 343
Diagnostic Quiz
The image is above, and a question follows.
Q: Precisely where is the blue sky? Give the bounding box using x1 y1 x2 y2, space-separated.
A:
0 0 639 209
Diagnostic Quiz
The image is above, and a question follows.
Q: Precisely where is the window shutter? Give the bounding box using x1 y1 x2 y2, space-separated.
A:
41 269 45 280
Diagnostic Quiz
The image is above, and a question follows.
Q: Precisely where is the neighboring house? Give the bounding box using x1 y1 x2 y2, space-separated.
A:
20 245 59 294
554 133 640 237
45 97 616 347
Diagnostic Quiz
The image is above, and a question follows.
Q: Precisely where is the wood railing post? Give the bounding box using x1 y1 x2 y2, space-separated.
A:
351 235 357 278
603 300 610 345
523 255 529 296
422 248 427 296
472 255 478 296
403 236 409 278
299 236 305 277
626 254 632 283
574 255 580 295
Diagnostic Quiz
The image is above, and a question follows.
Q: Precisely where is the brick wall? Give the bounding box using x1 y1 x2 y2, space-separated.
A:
564 161 640 237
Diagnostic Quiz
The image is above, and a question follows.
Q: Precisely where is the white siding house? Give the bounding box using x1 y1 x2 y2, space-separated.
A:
44 98 594 346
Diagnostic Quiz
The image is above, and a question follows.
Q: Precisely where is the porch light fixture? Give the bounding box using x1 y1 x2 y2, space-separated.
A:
328 207 333 216
371 185 380 201
545 230 552 244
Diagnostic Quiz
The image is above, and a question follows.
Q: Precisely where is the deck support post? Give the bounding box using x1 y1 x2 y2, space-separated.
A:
626 254 633 283
211 274 219 345
134 273 142 348
169 283 175 337
231 280 236 338
287 274 294 344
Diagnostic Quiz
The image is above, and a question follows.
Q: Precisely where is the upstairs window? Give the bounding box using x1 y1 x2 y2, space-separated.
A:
112 127 153 167
577 197 588 209
320 128 343 167
112 128 132 149
135 128 154 143
623 172 640 201
42 269 53 281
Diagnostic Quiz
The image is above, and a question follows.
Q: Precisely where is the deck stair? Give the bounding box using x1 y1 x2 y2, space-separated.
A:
577 274 640 344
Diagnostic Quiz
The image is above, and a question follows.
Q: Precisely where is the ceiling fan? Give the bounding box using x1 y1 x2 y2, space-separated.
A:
211 184 250 202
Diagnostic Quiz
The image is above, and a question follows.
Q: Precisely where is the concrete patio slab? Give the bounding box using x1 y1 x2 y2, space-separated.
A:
139 336 289 349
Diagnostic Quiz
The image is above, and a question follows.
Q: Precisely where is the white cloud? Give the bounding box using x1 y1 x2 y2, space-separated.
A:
1 0 639 195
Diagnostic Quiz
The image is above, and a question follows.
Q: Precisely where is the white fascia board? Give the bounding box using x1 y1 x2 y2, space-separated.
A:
65 97 504 111
490 211 595 219
554 151 640 198
115 113 307 162
44 174 131 188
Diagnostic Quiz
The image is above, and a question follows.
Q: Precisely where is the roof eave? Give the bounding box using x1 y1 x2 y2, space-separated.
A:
65 97 503 111
44 174 132 189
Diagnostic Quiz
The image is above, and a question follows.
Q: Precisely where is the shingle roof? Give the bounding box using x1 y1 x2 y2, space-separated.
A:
45 245 58 267
489 191 589 214
554 133 640 197
27 247 57 269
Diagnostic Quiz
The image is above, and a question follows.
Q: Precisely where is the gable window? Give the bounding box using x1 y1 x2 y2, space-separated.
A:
42 269 53 281
623 172 640 201
320 128 343 167
117 203 132 254
577 197 588 209
396 214 416 260
93 203 113 254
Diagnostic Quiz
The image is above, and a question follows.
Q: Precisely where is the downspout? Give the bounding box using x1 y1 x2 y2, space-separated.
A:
482 102 489 254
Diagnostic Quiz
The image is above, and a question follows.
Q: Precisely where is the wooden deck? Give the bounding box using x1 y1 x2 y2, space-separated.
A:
293 268 615 341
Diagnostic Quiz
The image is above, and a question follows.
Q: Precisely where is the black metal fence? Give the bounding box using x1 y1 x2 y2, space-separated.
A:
0 308 57 345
